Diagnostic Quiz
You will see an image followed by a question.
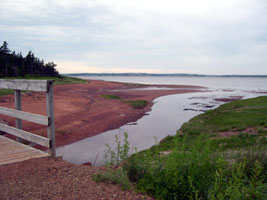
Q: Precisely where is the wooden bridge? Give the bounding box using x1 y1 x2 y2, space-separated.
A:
0 79 55 165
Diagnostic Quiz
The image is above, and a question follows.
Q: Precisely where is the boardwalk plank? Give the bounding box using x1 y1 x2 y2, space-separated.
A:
0 136 49 166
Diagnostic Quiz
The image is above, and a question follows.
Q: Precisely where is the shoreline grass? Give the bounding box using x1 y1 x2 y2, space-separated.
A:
96 96 267 199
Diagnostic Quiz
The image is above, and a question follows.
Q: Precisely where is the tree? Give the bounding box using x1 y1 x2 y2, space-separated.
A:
0 41 10 55
0 41 60 77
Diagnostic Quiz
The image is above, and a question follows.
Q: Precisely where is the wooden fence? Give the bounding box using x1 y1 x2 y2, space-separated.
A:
0 79 55 156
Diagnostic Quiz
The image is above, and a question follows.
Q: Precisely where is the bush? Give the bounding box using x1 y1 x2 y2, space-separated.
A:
124 135 267 199
129 136 218 199
103 132 131 166
208 160 267 200
93 131 267 199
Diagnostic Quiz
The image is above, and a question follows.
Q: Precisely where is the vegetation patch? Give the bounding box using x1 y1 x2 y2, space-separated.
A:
125 100 148 109
100 94 148 109
0 89 13 96
100 94 121 100
93 132 133 190
179 96 267 136
93 168 131 190
124 135 267 199
96 96 267 199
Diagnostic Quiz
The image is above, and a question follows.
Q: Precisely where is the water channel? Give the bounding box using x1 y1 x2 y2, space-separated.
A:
56 88 266 165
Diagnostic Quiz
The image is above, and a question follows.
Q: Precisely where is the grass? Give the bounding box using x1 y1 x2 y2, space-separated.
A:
100 94 148 109
93 168 131 190
124 137 267 199
140 96 267 155
0 76 86 96
96 96 267 199
100 94 121 99
125 100 148 109
0 88 14 96
125 134 267 199
180 96 267 136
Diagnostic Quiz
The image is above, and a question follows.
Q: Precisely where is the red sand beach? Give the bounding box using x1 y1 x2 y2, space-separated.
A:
0 80 204 147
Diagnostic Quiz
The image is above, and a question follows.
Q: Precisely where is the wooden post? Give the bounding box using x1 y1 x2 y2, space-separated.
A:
46 81 55 156
15 90 22 142
0 79 56 156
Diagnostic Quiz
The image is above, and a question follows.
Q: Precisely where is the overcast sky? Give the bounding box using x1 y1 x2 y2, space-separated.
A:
1 0 267 75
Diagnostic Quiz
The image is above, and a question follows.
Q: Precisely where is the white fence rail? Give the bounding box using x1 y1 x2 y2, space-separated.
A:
0 79 55 156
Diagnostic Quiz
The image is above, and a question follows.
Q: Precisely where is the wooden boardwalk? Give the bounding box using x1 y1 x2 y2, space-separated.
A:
0 135 49 166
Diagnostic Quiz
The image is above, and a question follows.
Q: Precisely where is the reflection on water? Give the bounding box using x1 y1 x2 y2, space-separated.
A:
56 89 266 165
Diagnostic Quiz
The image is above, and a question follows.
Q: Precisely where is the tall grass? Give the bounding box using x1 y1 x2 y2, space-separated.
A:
124 135 267 199
93 132 134 190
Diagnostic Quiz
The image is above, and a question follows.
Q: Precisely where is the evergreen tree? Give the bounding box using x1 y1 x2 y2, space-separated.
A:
0 41 59 78
0 41 10 54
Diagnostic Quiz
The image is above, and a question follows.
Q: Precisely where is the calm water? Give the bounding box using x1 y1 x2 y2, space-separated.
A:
57 76 267 165
77 76 267 90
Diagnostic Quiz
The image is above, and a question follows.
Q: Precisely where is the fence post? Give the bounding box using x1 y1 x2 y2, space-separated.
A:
15 90 23 142
46 80 55 156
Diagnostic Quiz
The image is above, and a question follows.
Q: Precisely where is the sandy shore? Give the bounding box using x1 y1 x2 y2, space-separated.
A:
0 80 204 147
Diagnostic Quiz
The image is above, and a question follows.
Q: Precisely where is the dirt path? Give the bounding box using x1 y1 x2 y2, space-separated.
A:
0 157 153 200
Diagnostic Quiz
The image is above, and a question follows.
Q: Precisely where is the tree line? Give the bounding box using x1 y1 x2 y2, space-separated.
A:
0 41 59 77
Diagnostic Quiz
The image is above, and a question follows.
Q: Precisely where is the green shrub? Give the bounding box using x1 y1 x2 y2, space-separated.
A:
124 135 267 199
124 136 217 199
125 100 148 109
94 132 134 190
103 132 131 166
208 160 267 200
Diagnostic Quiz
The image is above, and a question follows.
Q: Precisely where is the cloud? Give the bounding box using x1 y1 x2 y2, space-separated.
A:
0 0 267 74
56 60 167 74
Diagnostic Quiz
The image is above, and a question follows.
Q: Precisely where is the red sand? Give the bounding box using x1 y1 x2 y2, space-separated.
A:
0 80 204 147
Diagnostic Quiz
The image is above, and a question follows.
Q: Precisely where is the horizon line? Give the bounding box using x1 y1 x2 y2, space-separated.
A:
62 72 267 77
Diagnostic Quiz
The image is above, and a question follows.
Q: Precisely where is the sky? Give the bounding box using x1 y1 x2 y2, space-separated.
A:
0 0 267 75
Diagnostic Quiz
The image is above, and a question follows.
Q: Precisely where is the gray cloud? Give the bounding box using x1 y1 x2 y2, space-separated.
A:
0 0 267 74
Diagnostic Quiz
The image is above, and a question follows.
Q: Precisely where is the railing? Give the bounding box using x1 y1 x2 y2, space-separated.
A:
0 79 55 156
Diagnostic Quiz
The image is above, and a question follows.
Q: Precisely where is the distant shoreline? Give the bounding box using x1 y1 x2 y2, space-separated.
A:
64 73 267 78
